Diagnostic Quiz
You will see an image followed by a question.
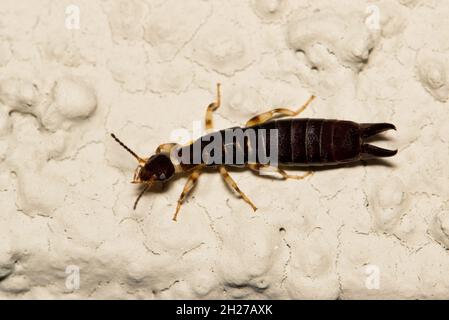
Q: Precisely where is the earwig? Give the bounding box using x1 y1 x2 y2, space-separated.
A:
111 84 397 221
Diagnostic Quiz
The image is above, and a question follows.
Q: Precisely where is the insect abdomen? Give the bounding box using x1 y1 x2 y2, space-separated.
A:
177 118 394 169
255 118 362 165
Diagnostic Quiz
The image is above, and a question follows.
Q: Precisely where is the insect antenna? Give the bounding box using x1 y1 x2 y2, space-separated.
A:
133 183 151 210
110 133 144 163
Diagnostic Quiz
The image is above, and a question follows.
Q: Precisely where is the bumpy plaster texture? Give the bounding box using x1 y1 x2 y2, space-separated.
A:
0 0 448 299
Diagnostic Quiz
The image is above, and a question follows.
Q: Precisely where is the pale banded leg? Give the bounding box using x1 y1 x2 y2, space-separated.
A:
218 165 257 211
133 182 152 210
205 83 221 131
173 169 202 221
156 143 178 154
245 95 315 127
247 163 313 180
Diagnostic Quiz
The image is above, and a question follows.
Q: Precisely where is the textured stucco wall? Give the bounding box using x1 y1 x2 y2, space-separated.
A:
0 0 449 299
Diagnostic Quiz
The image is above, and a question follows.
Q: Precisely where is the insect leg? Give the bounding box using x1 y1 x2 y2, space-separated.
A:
155 143 178 154
218 165 257 212
133 182 152 210
247 163 313 180
205 83 221 131
173 169 202 221
245 95 315 127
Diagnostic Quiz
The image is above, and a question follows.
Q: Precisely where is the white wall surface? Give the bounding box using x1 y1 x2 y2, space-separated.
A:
0 0 448 299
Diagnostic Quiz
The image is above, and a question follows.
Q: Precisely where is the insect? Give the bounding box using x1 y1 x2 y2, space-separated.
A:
111 84 397 221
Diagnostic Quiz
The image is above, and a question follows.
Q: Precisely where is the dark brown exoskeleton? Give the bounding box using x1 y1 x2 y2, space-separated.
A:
111 84 397 221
